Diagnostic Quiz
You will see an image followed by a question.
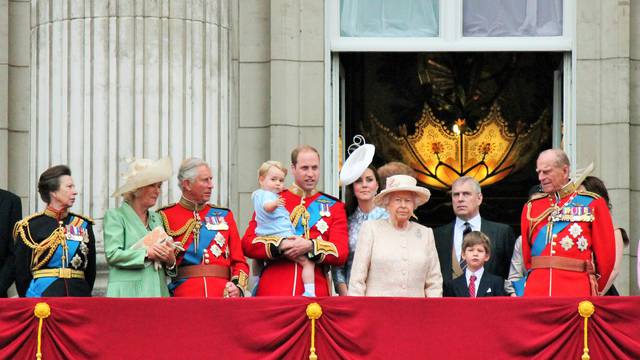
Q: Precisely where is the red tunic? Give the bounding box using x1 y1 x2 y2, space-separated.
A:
242 187 348 296
159 198 249 297
521 187 615 296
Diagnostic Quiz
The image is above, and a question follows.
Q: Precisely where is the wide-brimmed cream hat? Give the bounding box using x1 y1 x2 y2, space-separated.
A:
112 157 172 197
340 144 375 186
374 174 431 207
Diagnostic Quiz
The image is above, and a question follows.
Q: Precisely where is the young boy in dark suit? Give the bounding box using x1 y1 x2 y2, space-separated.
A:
444 231 507 297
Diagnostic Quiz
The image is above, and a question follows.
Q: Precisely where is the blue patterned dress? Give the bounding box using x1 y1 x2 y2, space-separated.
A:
332 206 388 291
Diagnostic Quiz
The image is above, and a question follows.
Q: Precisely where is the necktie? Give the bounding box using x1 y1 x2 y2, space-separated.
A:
463 221 473 236
459 222 473 271
469 275 477 297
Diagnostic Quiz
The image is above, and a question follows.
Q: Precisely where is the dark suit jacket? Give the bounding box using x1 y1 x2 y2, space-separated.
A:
434 218 516 283
0 189 22 297
443 270 507 297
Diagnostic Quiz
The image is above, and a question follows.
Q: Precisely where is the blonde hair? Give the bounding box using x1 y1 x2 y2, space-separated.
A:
462 231 492 255
257 160 287 182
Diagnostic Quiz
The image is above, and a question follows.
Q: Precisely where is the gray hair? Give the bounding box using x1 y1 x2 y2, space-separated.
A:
451 176 482 194
178 157 209 191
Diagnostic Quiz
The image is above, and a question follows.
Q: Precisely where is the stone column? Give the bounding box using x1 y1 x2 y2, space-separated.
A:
630 0 640 295
576 0 632 294
233 0 325 230
31 0 232 295
0 0 30 209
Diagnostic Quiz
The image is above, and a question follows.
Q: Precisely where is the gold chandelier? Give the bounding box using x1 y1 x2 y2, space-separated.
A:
365 102 550 190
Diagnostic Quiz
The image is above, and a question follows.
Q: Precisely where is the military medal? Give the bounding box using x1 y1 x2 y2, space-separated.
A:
214 232 226 247
210 244 222 257
65 225 83 241
319 203 331 217
217 216 229 230
576 236 588 251
315 218 329 234
568 223 582 238
210 214 229 230
70 254 82 269
205 216 216 231
560 236 574 251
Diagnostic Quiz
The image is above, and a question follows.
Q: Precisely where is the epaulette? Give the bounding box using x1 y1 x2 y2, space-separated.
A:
577 190 601 199
526 192 549 203
13 211 43 239
157 202 177 212
69 212 94 224
319 192 341 202
209 203 230 211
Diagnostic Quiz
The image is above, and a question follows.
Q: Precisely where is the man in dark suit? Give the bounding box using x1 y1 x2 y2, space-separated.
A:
434 176 515 284
0 189 22 297
444 231 507 297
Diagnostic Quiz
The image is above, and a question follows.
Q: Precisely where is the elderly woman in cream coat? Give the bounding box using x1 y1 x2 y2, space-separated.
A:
348 174 443 297
104 158 176 297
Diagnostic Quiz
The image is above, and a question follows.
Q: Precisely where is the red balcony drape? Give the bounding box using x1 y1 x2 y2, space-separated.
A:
1 297 638 359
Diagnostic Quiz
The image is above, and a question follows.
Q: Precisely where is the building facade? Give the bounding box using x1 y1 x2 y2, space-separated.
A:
0 0 638 295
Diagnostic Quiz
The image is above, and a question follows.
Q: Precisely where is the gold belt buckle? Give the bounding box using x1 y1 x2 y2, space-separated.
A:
59 268 72 278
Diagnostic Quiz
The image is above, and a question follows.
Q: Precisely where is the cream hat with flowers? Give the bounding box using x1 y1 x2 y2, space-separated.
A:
112 157 172 197
373 174 431 207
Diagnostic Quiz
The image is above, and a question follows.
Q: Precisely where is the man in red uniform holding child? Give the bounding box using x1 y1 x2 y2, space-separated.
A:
243 145 348 296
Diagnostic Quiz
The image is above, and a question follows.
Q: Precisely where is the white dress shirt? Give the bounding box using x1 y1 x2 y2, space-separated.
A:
453 214 481 262
465 267 485 297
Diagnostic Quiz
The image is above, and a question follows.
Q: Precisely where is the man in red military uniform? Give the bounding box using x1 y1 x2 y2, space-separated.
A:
521 149 615 296
242 145 348 296
159 158 249 297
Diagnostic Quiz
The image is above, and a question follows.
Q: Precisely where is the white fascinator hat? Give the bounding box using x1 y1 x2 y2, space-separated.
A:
340 136 376 186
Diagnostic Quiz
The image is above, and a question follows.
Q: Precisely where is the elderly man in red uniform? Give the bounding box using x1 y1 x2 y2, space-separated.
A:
242 145 348 296
521 149 615 296
159 158 249 297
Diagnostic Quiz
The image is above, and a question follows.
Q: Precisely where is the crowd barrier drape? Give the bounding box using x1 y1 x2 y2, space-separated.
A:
1 297 638 359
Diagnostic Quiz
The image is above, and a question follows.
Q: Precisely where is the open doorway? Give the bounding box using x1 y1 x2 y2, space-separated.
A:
340 52 564 230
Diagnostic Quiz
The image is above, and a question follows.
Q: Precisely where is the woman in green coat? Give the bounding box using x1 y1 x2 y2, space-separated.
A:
104 158 176 297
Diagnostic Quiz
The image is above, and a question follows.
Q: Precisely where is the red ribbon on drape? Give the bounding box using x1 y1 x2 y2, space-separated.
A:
1 297 638 359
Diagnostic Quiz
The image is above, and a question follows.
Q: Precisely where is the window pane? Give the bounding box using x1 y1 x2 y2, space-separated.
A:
341 0 439 37
463 0 562 37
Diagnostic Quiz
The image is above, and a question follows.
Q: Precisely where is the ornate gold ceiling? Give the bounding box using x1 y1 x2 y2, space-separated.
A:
365 102 550 190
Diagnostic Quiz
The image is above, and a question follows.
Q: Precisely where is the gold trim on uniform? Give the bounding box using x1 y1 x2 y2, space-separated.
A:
555 182 576 199
32 268 85 279
312 237 338 257
288 184 318 198
14 214 68 271
252 236 285 259
237 270 249 290
178 196 207 211
158 211 198 251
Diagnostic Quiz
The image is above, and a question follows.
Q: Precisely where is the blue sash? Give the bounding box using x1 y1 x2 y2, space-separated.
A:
27 216 88 297
293 195 336 236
